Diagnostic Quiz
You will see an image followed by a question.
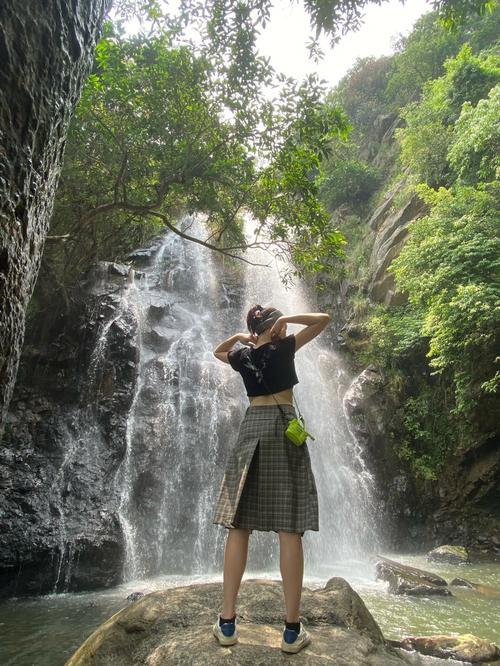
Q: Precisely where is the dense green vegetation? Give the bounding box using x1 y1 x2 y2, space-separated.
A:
32 0 499 481
37 0 497 318
37 23 351 322
317 6 499 480
397 43 499 187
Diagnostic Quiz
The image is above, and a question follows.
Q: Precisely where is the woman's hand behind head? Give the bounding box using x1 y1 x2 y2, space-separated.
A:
269 317 287 341
238 332 258 346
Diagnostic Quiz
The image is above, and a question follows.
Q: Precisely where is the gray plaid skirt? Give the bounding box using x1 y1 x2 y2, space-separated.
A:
212 404 319 535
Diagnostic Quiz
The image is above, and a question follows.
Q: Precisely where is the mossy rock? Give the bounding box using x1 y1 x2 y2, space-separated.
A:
427 545 470 564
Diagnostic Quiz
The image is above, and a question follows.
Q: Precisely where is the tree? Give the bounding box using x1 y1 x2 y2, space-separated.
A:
385 6 500 109
40 28 349 319
0 0 495 433
389 183 500 415
329 56 393 136
396 44 500 187
318 146 381 211
447 83 500 184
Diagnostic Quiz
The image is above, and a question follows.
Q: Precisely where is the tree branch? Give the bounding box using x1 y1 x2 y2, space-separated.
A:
79 200 273 267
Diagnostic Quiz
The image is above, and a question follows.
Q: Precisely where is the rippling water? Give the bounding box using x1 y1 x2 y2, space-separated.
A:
1 554 498 666
360 554 500 645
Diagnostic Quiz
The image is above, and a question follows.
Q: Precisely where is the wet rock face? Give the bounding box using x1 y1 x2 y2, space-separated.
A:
342 365 417 543
66 577 408 666
0 230 246 598
0 260 144 597
0 0 109 433
431 438 500 554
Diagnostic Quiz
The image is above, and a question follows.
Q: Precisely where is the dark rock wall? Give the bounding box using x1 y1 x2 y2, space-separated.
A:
0 0 109 435
0 265 136 596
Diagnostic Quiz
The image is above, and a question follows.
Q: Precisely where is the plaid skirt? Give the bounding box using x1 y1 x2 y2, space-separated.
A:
212 404 319 535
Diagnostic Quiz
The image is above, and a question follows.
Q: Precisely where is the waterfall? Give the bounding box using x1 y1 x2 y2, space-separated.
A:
111 215 381 583
46 261 143 591
113 217 243 579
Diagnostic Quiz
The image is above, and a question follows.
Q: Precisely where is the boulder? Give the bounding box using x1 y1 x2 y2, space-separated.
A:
375 556 451 596
144 327 178 353
66 577 410 665
144 328 172 352
107 262 130 278
450 577 476 588
126 237 166 265
391 634 500 663
147 302 171 322
343 365 386 453
450 578 500 598
83 262 145 295
427 545 470 565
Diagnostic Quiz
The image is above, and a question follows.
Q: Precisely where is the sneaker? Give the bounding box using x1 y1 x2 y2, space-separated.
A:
213 614 238 646
281 622 311 653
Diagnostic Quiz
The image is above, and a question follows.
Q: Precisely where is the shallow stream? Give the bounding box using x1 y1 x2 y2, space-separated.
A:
1 553 498 665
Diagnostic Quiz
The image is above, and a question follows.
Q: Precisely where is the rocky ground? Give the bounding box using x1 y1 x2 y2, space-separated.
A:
66 577 413 666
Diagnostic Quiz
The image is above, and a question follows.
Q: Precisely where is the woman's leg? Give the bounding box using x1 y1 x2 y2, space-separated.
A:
278 531 304 623
221 527 251 617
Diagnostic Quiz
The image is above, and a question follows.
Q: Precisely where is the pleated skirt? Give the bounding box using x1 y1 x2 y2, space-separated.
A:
212 404 319 535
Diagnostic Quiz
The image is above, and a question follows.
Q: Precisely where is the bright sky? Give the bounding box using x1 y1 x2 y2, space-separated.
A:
121 0 431 91
257 0 430 87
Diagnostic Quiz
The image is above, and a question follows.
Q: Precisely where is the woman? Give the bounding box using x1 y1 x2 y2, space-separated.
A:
212 305 331 654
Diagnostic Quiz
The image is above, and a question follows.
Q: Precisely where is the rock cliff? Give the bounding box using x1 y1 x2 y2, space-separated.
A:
321 112 500 555
0 262 137 596
0 0 109 433
0 230 245 598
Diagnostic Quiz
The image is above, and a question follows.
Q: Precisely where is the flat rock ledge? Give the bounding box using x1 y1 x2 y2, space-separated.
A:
66 577 411 665
389 634 500 663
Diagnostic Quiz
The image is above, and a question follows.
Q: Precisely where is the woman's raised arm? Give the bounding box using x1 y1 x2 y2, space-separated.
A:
269 313 331 351
213 332 257 363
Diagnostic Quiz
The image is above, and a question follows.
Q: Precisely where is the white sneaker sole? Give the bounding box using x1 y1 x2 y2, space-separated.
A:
213 622 238 646
281 632 311 653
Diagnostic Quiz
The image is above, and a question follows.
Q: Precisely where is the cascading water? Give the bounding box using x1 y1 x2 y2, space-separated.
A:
48 274 138 592
112 217 244 580
111 214 382 583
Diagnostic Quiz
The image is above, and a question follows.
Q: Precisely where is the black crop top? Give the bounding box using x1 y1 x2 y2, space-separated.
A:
227 334 299 397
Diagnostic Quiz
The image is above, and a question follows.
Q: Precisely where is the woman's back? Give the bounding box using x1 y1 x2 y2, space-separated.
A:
227 334 298 399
